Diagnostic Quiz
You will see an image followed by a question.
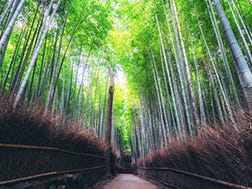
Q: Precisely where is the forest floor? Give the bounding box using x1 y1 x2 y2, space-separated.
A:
95 174 159 189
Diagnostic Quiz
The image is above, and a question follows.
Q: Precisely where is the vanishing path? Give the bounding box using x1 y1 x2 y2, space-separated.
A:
104 174 157 189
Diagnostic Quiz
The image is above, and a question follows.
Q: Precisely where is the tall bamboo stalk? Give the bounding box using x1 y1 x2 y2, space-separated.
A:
213 0 252 109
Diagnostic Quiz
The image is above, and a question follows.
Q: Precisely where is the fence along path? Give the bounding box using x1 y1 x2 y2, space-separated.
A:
0 143 107 186
138 167 252 189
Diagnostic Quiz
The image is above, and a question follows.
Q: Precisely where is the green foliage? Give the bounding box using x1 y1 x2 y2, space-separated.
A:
0 0 251 157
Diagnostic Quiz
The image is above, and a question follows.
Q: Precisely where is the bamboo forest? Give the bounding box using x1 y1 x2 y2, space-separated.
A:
0 0 252 188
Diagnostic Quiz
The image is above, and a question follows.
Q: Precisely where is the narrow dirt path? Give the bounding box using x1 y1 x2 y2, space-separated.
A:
104 174 158 189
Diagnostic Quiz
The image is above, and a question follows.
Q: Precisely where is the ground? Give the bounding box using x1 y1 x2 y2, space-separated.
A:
90 174 169 189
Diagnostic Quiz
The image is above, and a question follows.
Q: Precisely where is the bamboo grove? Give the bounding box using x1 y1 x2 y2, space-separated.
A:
0 0 251 160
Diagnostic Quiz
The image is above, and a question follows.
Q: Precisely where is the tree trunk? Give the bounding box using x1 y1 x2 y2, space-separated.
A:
0 0 15 27
0 0 26 64
206 0 240 106
172 0 199 132
14 0 62 108
213 0 252 109
105 62 114 175
227 0 252 65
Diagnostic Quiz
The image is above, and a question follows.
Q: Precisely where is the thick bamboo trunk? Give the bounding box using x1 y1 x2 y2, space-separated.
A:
150 52 167 144
0 0 15 26
170 0 192 134
213 0 252 109
14 0 62 108
0 0 26 58
172 0 199 132
206 0 240 106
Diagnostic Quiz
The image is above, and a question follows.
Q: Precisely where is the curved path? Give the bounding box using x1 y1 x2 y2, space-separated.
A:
104 174 157 189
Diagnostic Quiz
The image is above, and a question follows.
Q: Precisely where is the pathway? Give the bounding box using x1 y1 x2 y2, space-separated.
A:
104 174 157 189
